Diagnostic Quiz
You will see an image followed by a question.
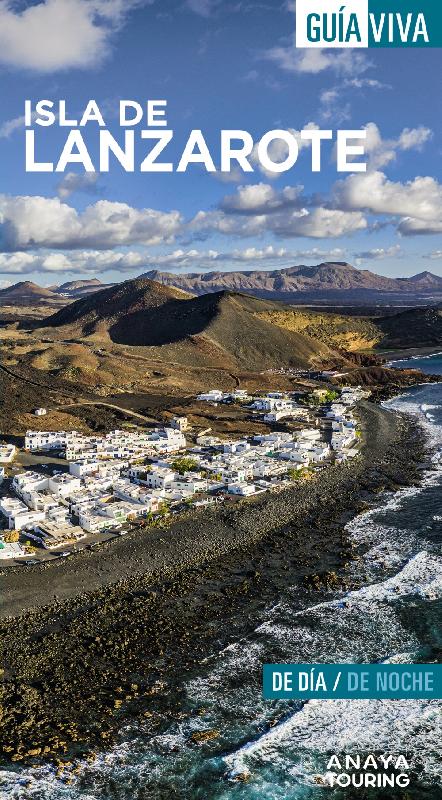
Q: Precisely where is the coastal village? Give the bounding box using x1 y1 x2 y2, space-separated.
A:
0 386 367 561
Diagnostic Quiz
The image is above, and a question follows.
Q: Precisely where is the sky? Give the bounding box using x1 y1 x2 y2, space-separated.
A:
0 0 441 287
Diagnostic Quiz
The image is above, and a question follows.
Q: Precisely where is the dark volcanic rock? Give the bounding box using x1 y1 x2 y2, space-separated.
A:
0 402 428 765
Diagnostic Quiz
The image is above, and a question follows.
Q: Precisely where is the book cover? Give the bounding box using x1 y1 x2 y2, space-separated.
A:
0 2 441 798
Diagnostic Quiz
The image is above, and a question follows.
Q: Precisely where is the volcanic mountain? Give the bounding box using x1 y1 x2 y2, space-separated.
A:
0 281 61 306
377 305 442 349
55 279 116 297
141 263 442 303
43 278 339 370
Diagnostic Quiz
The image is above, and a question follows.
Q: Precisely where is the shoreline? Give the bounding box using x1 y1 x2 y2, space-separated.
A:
0 401 431 765
380 346 442 361
0 400 422 618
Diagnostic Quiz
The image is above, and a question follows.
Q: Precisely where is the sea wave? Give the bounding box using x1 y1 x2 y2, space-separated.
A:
3 384 441 800
387 351 442 367
223 698 442 790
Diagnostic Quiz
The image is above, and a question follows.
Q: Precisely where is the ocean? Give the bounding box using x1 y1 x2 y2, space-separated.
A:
2 355 442 800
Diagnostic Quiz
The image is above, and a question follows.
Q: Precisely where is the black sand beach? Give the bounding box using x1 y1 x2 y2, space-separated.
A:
0 401 429 765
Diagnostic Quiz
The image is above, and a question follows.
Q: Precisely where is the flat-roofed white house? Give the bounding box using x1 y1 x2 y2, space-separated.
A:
34 521 86 548
77 511 113 534
280 450 311 465
298 428 322 442
223 441 250 454
69 460 101 478
231 389 249 400
0 444 16 464
227 482 257 497
141 468 176 490
10 508 47 531
170 416 188 431
0 497 29 526
0 541 26 559
48 474 82 498
197 390 224 402
95 500 138 523
25 431 68 451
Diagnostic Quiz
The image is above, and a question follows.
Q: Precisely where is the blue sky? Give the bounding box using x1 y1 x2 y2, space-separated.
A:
0 0 440 286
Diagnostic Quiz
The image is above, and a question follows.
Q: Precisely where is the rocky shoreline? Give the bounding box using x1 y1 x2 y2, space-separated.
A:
0 401 430 767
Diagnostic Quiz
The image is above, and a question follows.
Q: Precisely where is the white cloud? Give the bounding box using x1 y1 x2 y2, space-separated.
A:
0 249 144 274
398 127 433 151
0 244 349 276
319 79 391 123
334 171 442 237
185 0 217 17
362 122 433 170
398 217 442 236
212 166 245 184
354 245 402 261
268 207 367 239
0 0 148 72
201 181 366 239
56 172 101 199
263 45 370 76
141 244 348 269
334 171 442 235
427 251 442 260
192 205 367 239
0 195 183 250
220 183 304 213
251 123 319 179
0 111 37 138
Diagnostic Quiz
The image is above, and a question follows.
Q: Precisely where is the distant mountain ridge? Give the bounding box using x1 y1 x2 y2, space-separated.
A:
0 281 62 305
141 262 442 302
1 263 441 308
55 279 116 297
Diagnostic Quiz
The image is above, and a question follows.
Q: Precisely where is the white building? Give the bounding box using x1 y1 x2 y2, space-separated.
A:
0 444 16 464
141 468 176 490
34 408 47 416
252 460 287 479
223 441 250 454
69 460 102 478
0 497 29 527
196 435 221 447
34 521 86 548
231 389 249 400
326 404 347 421
197 390 224 402
25 431 68 451
263 407 309 423
280 450 311 465
10 507 46 531
340 387 369 405
12 472 52 509
228 482 257 497
0 541 26 559
48 474 82 498
298 428 322 442
170 416 188 432
331 431 357 450
96 500 138 523
113 480 160 512
77 511 114 533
